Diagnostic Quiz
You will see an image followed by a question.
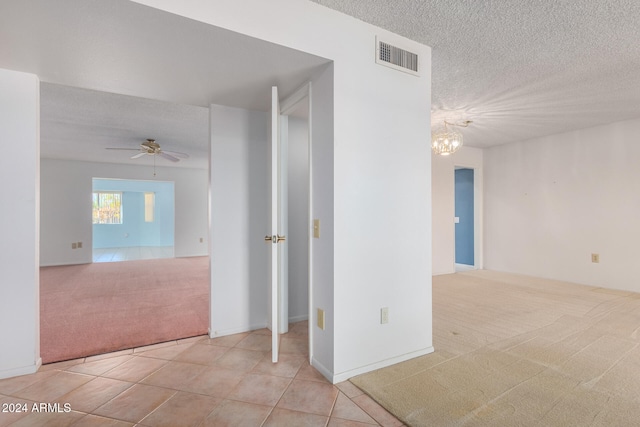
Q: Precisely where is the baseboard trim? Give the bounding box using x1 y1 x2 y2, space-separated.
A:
311 356 334 383
289 314 309 323
209 322 267 338
0 357 42 380
331 346 435 384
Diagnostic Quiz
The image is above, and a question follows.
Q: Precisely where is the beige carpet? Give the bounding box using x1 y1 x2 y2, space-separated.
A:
351 270 640 426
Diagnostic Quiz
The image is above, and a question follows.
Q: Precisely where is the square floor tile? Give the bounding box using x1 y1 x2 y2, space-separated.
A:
206 332 250 348
59 377 134 413
180 366 245 398
331 392 377 424
252 353 306 378
277 379 338 416
214 348 265 372
139 391 221 427
296 363 331 383
351 394 404 427
173 343 229 366
7 410 85 427
263 408 328 427
93 384 175 423
202 400 271 427
288 321 309 337
337 381 365 398
101 356 168 383
1 373 56 398
279 336 308 356
12 371 93 402
140 361 207 390
72 414 135 426
226 373 291 406
0 395 32 426
235 333 273 352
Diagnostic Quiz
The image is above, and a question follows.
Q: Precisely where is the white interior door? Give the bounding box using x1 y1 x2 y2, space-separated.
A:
266 86 285 363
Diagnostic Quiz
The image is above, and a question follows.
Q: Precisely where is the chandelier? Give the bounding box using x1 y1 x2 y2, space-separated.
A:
432 120 472 156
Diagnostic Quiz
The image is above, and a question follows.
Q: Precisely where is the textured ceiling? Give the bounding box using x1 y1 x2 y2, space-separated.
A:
0 0 329 167
40 83 210 169
3 1 640 159
311 0 640 147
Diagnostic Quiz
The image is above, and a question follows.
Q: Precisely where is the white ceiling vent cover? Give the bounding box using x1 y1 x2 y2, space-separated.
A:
375 36 419 76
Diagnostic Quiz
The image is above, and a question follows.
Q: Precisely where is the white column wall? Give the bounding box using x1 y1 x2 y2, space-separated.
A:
0 68 41 379
308 64 335 375
138 0 432 382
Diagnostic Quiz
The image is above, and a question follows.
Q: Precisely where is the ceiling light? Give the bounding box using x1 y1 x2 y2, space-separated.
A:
432 120 472 156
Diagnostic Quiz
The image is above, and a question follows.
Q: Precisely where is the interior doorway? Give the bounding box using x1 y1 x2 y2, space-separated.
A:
283 93 311 325
455 167 475 271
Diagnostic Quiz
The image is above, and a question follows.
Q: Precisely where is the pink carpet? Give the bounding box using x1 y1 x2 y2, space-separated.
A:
40 256 209 364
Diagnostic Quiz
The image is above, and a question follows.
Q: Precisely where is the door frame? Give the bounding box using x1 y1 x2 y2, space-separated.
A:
280 82 313 363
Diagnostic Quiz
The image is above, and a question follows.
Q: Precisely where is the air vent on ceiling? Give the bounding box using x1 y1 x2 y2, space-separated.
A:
375 36 419 76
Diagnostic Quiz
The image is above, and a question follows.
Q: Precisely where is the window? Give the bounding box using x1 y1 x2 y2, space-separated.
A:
144 192 155 223
92 192 122 224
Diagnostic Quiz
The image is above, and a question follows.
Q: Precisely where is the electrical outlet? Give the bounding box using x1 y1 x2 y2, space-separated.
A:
71 242 77 249
591 253 600 263
317 308 325 330
200 237 204 243
381 307 389 324
77 242 82 249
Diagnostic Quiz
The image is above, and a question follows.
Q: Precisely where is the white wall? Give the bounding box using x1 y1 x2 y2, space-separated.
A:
137 0 432 382
484 118 640 292
432 146 484 275
308 64 335 375
287 116 310 322
40 159 208 266
0 69 41 379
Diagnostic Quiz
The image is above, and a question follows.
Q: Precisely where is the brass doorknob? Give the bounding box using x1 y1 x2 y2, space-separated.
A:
277 235 286 242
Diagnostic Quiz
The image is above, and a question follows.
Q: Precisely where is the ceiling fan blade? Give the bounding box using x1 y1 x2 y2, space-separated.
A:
106 147 140 151
130 152 147 159
159 152 180 162
162 150 189 158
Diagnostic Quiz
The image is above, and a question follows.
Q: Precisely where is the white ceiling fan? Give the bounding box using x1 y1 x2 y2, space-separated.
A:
106 138 189 163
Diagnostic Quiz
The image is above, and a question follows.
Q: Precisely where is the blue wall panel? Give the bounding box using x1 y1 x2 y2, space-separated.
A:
455 168 474 265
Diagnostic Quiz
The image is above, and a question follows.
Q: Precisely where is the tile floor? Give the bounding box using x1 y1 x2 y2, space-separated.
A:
0 321 403 426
